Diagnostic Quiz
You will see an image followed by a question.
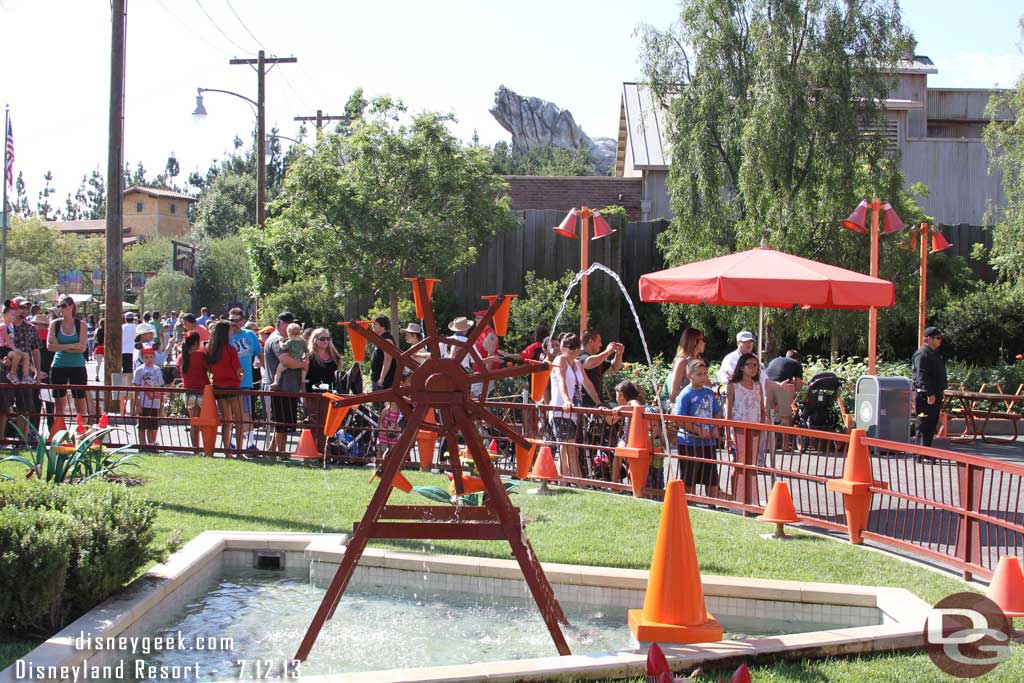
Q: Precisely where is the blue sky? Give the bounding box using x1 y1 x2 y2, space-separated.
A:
2 0 1022 205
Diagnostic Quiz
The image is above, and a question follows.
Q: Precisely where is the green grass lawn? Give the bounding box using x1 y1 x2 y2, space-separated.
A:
2 453 1021 680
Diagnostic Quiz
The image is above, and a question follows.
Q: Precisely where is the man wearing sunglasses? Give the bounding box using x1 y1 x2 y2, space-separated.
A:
228 307 262 451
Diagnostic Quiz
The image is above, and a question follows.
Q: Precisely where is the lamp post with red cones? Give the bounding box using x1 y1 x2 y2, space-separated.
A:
840 197 906 374
552 207 616 335
899 223 953 346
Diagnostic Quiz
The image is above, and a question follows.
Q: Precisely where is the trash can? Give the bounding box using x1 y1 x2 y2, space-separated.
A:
854 376 913 443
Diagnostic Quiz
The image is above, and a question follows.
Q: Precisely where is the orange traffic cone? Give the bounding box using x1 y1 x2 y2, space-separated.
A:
987 555 1024 618
480 294 517 337
615 405 653 498
369 467 413 494
528 362 551 402
406 277 441 319
322 395 351 437
417 430 437 472
49 415 68 443
345 321 371 363
528 445 559 494
292 429 320 461
628 479 723 644
757 481 799 539
191 384 219 456
515 441 537 480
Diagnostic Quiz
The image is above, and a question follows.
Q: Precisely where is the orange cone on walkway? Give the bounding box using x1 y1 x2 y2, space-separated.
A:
528 362 551 402
515 441 537 480
49 415 68 442
615 405 653 498
628 479 723 644
757 481 799 538
369 468 413 494
417 430 437 472
344 321 371 362
292 429 320 460
191 384 219 456
406 277 442 319
987 555 1024 618
322 395 351 437
481 294 517 336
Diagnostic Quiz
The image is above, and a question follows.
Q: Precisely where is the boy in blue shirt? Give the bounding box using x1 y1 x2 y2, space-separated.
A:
673 359 722 498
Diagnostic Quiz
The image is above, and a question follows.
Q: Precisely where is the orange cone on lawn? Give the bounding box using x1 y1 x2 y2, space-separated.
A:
528 362 551 402
757 481 800 539
369 468 413 494
480 294 517 337
191 384 219 456
987 555 1024 618
529 445 559 481
417 430 437 472
629 479 722 644
345 321 371 363
406 277 442 319
515 441 538 480
292 429 320 460
614 405 653 498
49 415 68 442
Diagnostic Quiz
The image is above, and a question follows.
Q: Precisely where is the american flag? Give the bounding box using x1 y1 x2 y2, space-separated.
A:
3 116 13 188
4 116 13 189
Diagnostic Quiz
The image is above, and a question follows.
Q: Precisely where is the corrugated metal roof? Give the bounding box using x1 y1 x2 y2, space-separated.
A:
620 83 673 170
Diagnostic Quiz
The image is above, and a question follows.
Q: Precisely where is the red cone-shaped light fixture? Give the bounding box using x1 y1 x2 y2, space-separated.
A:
591 212 616 240
930 230 952 253
840 200 868 233
881 202 905 234
552 209 578 239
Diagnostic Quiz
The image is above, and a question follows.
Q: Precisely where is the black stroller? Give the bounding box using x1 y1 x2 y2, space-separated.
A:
328 363 380 461
794 371 845 434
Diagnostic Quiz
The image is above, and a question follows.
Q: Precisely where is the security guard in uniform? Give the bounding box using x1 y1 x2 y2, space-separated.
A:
911 326 947 451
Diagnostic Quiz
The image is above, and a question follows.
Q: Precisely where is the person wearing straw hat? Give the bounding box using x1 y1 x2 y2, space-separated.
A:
443 317 474 371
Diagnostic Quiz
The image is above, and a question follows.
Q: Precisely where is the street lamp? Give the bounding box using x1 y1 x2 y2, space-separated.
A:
840 197 905 375
899 223 952 345
192 87 266 230
551 206 616 335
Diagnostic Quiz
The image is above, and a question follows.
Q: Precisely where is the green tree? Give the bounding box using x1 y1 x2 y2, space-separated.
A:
259 279 345 328
984 18 1024 282
36 171 57 220
194 234 252 312
192 173 256 238
255 97 518 335
7 215 71 281
123 237 173 274
5 258 48 295
489 142 594 176
14 172 30 216
638 0 925 355
505 270 582 352
142 270 193 314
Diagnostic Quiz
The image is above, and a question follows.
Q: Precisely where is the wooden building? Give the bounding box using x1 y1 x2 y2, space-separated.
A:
615 56 1015 227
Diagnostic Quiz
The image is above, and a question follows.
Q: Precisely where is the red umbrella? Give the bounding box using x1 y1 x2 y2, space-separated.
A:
639 246 895 356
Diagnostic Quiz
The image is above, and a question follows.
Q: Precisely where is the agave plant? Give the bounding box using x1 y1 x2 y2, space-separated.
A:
1 423 139 484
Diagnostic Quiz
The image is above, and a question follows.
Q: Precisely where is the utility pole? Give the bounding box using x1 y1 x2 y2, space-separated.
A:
229 50 296 229
293 109 346 141
104 0 127 387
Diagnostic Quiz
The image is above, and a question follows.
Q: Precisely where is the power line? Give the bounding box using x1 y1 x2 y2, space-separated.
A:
193 0 256 56
279 70 314 112
223 0 268 52
154 0 233 56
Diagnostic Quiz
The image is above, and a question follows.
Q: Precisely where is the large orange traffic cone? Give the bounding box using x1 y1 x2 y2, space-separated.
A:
515 441 537 480
528 362 551 402
987 555 1024 618
49 415 68 443
757 481 799 539
417 430 437 472
191 384 219 456
615 405 653 498
528 445 559 494
369 467 413 494
322 395 351 437
292 429 320 461
628 479 723 644
345 321 371 362
480 294 517 337
406 277 441 319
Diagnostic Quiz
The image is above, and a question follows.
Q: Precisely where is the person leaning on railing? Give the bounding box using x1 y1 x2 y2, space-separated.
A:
207 320 244 458
177 331 209 452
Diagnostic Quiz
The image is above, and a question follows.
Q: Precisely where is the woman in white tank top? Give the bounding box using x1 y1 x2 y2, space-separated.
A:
549 334 598 479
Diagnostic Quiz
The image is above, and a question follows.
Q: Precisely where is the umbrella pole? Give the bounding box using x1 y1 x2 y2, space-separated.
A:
758 303 764 360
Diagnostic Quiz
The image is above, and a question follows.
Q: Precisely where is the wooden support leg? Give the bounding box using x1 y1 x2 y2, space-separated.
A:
453 407 571 655
294 404 427 663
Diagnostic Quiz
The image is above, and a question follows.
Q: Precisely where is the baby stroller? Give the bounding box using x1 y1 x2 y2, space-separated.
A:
328 363 379 460
794 372 844 434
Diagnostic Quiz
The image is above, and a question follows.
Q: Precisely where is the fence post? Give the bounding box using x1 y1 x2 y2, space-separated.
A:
954 461 983 581
826 428 873 544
